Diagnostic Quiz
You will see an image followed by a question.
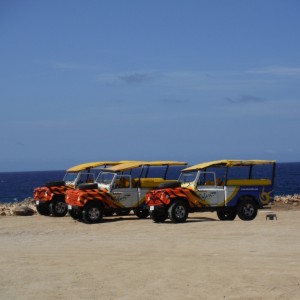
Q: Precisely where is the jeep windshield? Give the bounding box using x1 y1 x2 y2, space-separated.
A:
64 171 96 186
63 172 78 184
96 172 115 185
178 171 198 184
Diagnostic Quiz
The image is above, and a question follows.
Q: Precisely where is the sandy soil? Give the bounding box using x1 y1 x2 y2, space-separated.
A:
1 209 300 300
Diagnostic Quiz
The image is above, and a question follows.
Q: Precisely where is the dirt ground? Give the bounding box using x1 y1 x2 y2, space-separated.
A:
1 208 300 300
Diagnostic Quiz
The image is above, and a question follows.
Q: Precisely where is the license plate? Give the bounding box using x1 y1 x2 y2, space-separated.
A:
36 201 39 205
68 205 72 210
150 206 154 211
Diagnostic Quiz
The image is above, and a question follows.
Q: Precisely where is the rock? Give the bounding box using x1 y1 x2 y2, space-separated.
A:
13 206 35 216
6 209 11 215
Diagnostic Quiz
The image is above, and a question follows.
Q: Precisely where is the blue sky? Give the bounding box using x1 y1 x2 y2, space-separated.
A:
1 0 300 171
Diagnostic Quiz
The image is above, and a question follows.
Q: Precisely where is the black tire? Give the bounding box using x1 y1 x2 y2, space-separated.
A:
168 200 188 223
104 209 114 216
50 199 68 217
158 182 181 189
237 198 258 221
217 209 237 221
78 183 98 190
133 208 149 219
82 203 103 224
36 202 51 216
116 209 131 216
68 209 82 220
150 209 168 223
45 181 65 187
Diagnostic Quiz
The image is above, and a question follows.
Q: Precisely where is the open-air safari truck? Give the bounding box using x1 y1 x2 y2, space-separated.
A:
145 160 276 223
34 161 119 217
66 160 187 223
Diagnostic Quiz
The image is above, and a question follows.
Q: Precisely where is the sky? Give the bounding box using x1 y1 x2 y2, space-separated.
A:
0 0 300 172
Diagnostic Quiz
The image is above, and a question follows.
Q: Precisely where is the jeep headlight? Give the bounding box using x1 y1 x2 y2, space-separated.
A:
161 193 169 200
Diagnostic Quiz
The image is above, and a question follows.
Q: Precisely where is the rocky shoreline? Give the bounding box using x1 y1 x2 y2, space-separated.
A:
1 194 300 217
0 198 37 216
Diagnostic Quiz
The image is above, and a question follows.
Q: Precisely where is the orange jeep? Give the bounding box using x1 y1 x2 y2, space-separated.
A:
34 161 118 217
146 160 276 223
66 161 187 223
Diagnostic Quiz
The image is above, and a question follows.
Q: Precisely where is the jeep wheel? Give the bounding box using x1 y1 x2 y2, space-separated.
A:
237 198 258 221
133 208 149 219
50 199 68 217
82 203 103 224
78 183 98 190
158 182 181 189
68 209 82 220
150 209 168 223
168 201 188 223
217 210 237 221
45 181 66 187
36 203 51 216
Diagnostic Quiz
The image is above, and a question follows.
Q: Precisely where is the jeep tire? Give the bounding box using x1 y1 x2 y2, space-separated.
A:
50 199 68 217
150 209 168 223
237 198 258 221
82 203 103 224
104 209 114 216
133 208 149 219
217 209 237 221
158 182 181 189
78 183 98 190
168 200 188 223
68 208 82 220
36 202 51 216
45 181 66 187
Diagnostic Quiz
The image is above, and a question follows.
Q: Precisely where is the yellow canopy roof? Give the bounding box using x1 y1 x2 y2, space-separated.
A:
183 160 276 172
105 161 187 172
67 161 119 172
144 161 187 166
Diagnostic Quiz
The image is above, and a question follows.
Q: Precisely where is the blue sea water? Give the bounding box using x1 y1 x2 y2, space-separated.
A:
0 162 300 203
0 170 64 203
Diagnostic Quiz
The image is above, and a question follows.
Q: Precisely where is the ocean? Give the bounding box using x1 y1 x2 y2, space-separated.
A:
0 162 300 203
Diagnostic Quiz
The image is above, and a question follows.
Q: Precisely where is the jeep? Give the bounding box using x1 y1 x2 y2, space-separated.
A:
145 160 276 223
66 161 187 223
34 161 118 217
